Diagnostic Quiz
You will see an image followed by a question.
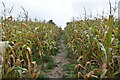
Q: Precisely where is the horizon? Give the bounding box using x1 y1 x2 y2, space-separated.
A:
0 0 119 29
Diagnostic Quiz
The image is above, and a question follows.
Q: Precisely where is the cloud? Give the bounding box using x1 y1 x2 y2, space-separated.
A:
0 0 119 29
17 0 74 28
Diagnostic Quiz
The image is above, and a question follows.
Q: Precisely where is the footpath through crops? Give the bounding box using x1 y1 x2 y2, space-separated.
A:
0 3 120 79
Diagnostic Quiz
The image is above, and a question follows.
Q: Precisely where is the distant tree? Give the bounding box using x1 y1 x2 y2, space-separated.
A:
48 20 56 26
66 22 70 26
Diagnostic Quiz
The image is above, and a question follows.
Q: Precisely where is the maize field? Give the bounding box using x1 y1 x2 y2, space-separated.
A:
0 1 120 79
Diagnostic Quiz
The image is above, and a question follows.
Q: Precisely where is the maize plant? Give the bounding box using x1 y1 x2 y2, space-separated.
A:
0 11 61 78
64 16 119 78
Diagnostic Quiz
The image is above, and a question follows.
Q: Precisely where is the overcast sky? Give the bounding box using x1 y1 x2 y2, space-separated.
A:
0 0 120 29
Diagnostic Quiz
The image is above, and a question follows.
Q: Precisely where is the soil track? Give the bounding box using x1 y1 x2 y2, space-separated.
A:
46 35 68 78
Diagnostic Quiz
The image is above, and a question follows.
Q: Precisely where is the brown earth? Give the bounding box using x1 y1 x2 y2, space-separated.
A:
46 35 69 78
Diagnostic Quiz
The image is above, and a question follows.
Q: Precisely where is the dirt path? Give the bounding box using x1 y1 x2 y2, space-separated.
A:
46 35 68 78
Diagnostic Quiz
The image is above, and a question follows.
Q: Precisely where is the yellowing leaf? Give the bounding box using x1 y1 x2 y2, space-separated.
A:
5 66 15 77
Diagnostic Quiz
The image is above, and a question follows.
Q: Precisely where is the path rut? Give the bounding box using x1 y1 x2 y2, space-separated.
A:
46 35 68 78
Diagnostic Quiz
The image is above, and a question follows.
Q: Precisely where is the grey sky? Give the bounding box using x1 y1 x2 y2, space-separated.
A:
0 0 119 29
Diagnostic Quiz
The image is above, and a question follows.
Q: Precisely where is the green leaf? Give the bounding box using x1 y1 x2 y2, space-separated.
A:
106 32 111 49
99 42 107 63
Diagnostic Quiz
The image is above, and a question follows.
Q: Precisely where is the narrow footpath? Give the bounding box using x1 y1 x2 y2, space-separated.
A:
46 35 68 78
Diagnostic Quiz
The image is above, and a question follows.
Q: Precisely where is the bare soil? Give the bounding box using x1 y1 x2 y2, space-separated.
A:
46 35 68 78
